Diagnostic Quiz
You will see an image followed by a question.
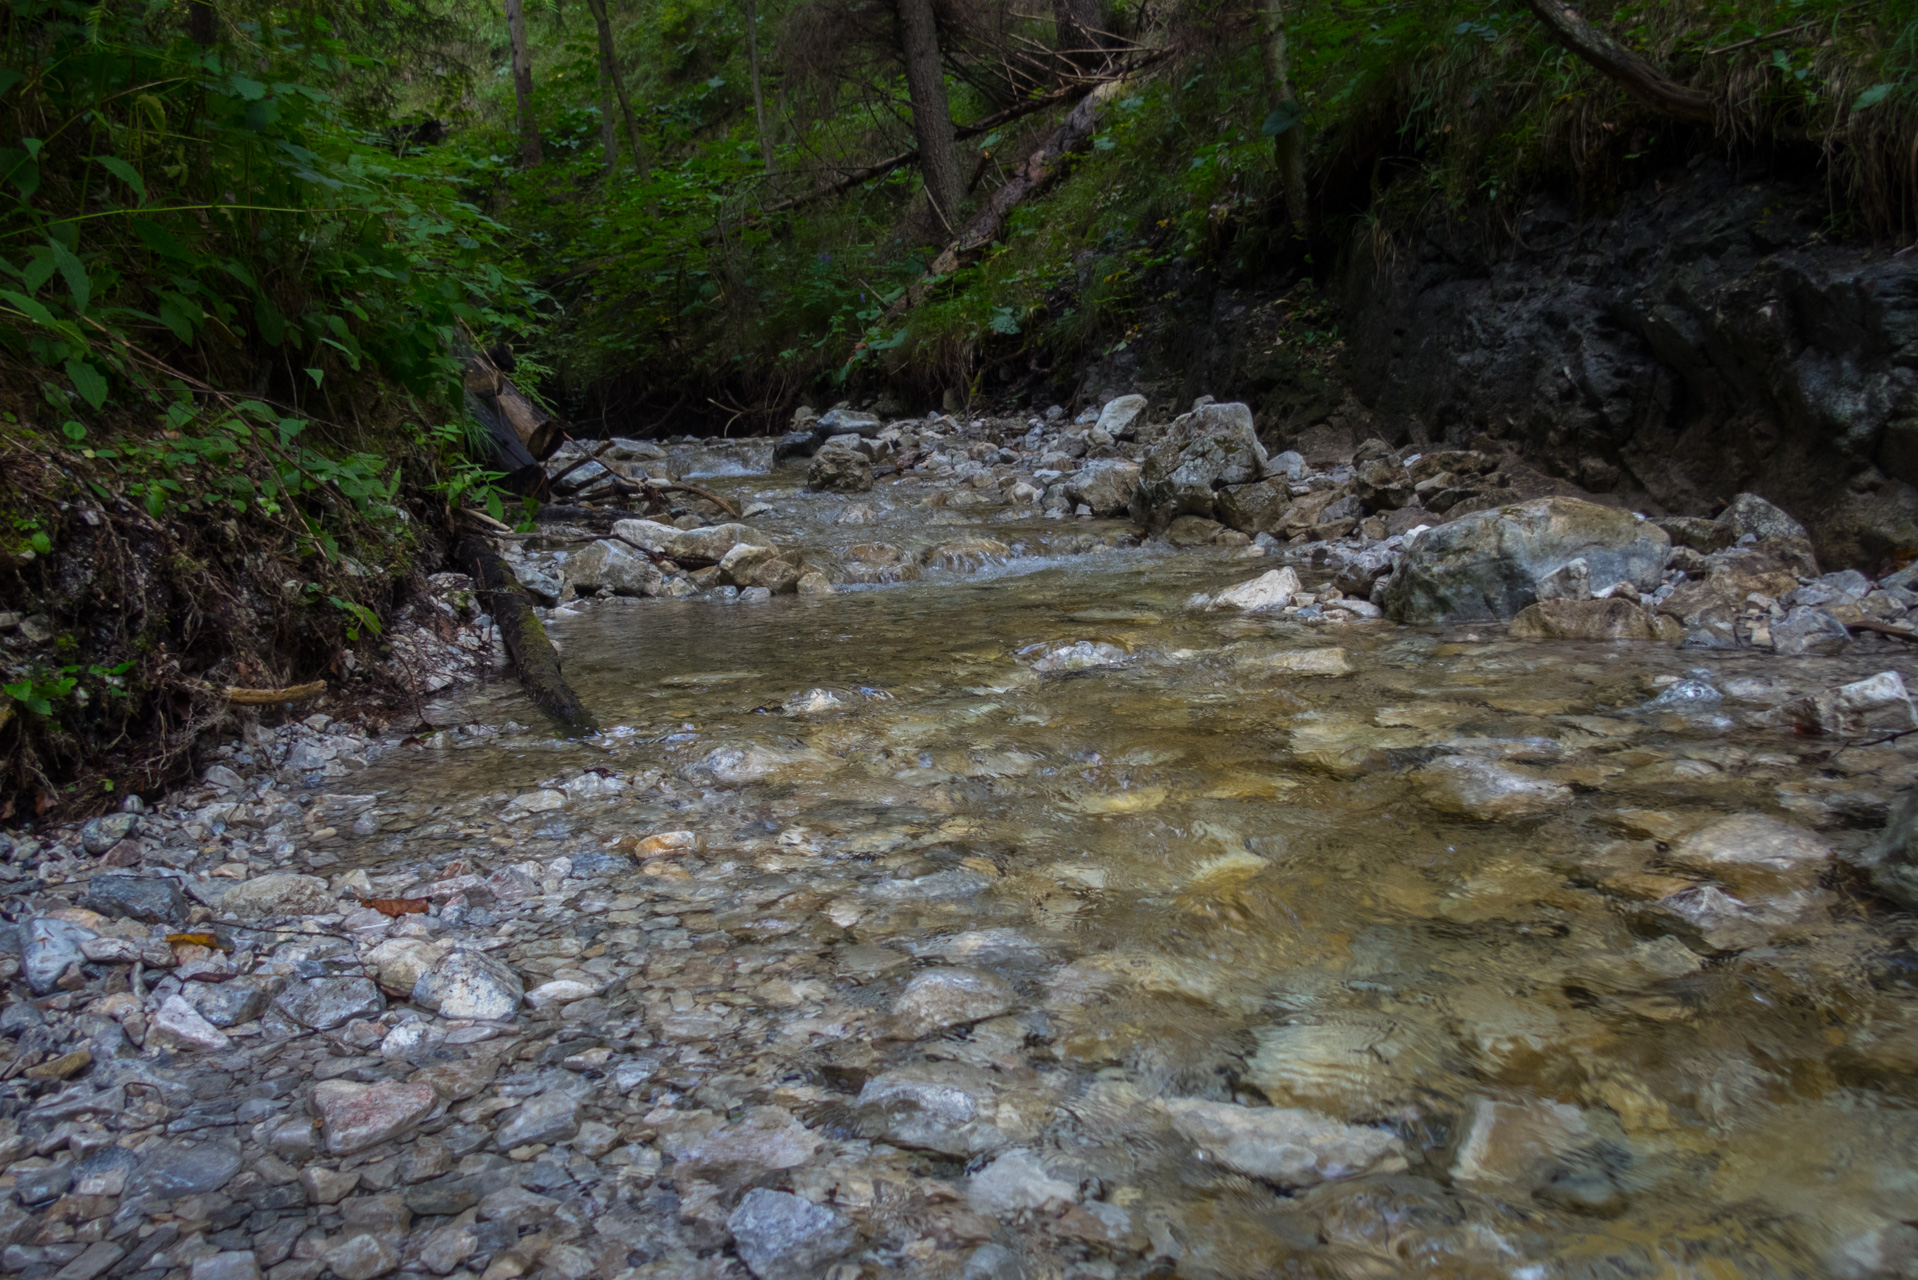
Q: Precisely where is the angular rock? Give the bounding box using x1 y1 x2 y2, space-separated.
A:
1718 492 1809 543
1651 883 1831 951
1665 814 1832 895
220 874 334 920
924 537 1012 572
727 1189 855 1280
857 1063 1015 1157
274 977 384 1030
1159 1098 1408 1188
663 1106 820 1177
966 1150 1077 1215
1243 648 1354 677
1509 598 1683 642
364 938 446 996
322 1233 399 1280
412 949 522 1021
495 1088 581 1150
312 1080 438 1155
1450 1097 1593 1191
1414 756 1569 821
563 540 664 598
1065 459 1141 517
52 1242 124 1280
609 518 772 562
1094 394 1148 438
1195 568 1300 612
186 978 275 1028
1030 641 1127 673
1771 605 1851 656
808 448 874 493
1128 402 1268 530
189 1252 260 1280
1380 497 1670 624
85 875 187 923
79 813 138 855
1215 478 1293 534
147 994 231 1051
125 1139 243 1200
891 967 1016 1038
23 917 92 994
1849 790 1918 908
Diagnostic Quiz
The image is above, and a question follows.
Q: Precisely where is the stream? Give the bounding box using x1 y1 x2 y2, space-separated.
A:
299 456 1918 1280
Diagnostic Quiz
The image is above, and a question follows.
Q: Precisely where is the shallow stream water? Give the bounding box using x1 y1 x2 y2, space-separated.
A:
337 469 1918 1279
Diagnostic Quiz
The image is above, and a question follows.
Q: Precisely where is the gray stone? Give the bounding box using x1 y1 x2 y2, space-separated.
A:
23 917 93 994
1267 450 1307 480
274 977 384 1030
1381 497 1672 624
185 978 275 1028
1772 605 1851 656
662 1105 820 1177
147 994 231 1051
1065 459 1141 517
856 1063 1014 1157
1718 492 1810 543
495 1089 580 1150
606 518 773 563
125 1140 243 1200
1215 478 1292 534
1851 789 1918 909
219 874 334 920
412 949 522 1021
808 448 875 493
321 1234 399 1280
817 408 881 437
53 1242 125 1280
727 1188 855 1280
1094 394 1148 438
1159 1098 1408 1188
1666 814 1832 895
966 1149 1077 1214
1128 402 1268 530
562 540 664 598
312 1080 438 1155
85 875 186 923
15 1162 74 1205
1414 756 1569 821
79 813 137 855
190 1252 262 1280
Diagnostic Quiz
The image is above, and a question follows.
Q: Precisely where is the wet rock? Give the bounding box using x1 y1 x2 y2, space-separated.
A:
721 544 802 593
1243 648 1354 677
364 938 446 996
1646 678 1722 708
495 1088 581 1149
857 1063 1019 1156
1160 1098 1408 1188
79 812 137 855
85 874 186 923
1193 568 1299 612
664 1106 820 1178
924 537 1012 572
968 1149 1077 1215
1450 1097 1594 1192
808 448 875 493
412 949 522 1021
1509 597 1683 642
322 1233 399 1280
1771 605 1851 656
220 873 335 920
125 1139 243 1200
1380 497 1670 624
1030 641 1128 673
1414 756 1569 821
275 976 385 1030
610 518 772 562
1129 402 1269 531
1651 883 1830 950
52 1242 124 1280
1666 814 1832 895
148 994 232 1051
189 1252 260 1280
1850 790 1918 909
563 540 664 598
312 1080 438 1155
1065 459 1141 516
727 1188 855 1280
23 917 92 994
1655 515 1736 552
1718 492 1810 543
891 967 1016 1038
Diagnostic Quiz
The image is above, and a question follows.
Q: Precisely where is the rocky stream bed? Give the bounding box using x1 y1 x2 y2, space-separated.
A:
9 398 1918 1280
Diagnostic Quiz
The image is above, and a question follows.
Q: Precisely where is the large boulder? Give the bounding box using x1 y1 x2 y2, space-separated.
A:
1065 459 1140 516
610 519 772 562
562 539 664 597
1128 402 1268 531
808 447 875 493
1216 478 1292 534
1509 598 1683 642
1379 498 1670 624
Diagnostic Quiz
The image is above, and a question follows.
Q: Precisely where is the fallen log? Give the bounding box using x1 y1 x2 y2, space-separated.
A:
457 536 595 733
1524 0 1713 124
223 681 327 706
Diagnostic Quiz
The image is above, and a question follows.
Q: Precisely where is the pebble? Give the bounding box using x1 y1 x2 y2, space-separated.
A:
891 967 1017 1038
727 1188 856 1280
312 1080 438 1154
412 948 523 1020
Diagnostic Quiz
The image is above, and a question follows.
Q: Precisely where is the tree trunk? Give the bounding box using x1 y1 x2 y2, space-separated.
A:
895 0 964 228
1052 0 1111 71
1525 0 1713 124
597 64 620 174
188 0 216 46
506 0 544 169
743 0 776 174
585 0 650 179
458 537 594 733
1261 0 1308 235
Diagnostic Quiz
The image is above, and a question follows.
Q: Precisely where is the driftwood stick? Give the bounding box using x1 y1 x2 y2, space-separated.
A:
646 481 741 518
457 536 594 733
548 439 618 490
223 681 327 706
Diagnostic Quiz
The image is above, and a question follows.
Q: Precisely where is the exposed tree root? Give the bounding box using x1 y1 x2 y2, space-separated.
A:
457 536 595 733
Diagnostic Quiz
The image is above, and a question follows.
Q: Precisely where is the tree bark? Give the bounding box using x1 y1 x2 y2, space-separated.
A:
506 0 544 168
895 0 964 228
743 0 776 174
1524 0 1713 124
585 0 650 179
458 537 594 733
597 64 621 174
1261 0 1308 234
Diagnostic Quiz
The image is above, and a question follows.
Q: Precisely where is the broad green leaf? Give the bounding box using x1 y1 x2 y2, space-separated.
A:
65 359 108 409
0 71 21 100
91 155 145 202
228 75 268 100
1262 102 1305 138
21 248 56 295
1853 83 1896 113
0 289 57 327
157 296 198 343
47 240 90 314
131 220 192 259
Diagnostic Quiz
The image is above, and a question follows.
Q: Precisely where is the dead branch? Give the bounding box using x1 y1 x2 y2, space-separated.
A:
1525 0 1713 124
222 681 328 706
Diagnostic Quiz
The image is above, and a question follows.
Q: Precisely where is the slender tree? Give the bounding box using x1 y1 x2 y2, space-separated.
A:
743 0 776 174
585 0 650 178
506 0 544 168
896 0 963 227
1260 0 1307 234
